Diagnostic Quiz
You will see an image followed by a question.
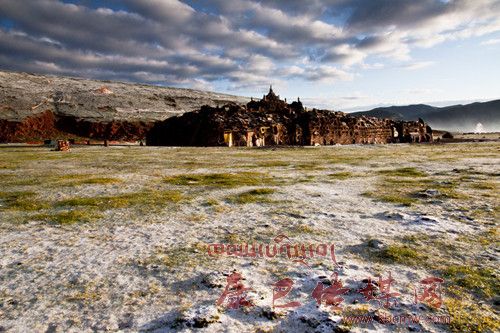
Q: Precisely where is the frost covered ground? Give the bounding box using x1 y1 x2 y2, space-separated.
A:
0 142 498 333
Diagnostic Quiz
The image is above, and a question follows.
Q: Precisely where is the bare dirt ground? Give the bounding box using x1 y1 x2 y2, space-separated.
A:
0 143 498 333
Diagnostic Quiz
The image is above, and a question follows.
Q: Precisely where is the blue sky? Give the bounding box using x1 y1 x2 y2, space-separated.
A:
0 0 499 111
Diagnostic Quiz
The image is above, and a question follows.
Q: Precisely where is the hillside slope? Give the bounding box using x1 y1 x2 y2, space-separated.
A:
0 70 249 142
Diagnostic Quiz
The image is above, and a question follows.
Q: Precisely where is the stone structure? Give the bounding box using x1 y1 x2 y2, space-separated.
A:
147 87 433 146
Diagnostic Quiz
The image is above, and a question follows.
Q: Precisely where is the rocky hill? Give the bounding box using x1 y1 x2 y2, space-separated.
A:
0 70 250 142
350 100 500 132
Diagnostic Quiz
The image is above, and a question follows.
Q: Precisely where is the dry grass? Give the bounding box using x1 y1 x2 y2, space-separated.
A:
225 188 276 204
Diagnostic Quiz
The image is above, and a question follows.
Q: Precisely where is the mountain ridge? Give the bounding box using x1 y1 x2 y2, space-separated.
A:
350 100 500 132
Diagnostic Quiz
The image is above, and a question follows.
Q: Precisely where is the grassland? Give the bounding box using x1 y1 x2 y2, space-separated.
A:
0 142 498 332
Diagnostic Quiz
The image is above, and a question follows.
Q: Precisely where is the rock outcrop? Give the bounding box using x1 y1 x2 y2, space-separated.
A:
147 87 433 146
0 70 250 142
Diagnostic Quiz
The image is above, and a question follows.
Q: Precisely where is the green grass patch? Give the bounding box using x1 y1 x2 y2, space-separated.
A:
0 174 121 187
203 198 219 206
400 233 459 261
64 177 121 186
441 265 498 299
137 244 208 270
433 187 468 199
327 156 370 165
328 172 354 180
56 190 186 209
445 298 499 333
223 233 244 243
225 188 276 204
362 191 416 206
286 224 320 237
66 281 102 304
164 172 277 187
3 177 44 186
0 191 49 211
383 177 434 186
377 167 427 177
460 228 499 246
33 210 102 225
365 173 469 207
293 163 324 170
465 206 499 222
203 198 228 213
257 161 290 168
0 174 14 182
0 162 17 169
186 213 207 223
375 244 427 266
401 234 432 243
470 182 497 190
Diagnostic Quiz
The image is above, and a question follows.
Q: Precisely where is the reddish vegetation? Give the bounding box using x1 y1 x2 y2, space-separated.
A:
0 110 153 143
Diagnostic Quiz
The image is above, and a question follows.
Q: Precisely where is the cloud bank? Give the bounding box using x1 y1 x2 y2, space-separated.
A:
0 0 499 92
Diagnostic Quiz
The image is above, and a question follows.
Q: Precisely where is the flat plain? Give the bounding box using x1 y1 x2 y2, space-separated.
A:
0 142 498 333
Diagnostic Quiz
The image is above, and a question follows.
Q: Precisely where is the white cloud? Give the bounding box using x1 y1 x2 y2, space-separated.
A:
0 0 499 92
360 62 385 69
400 88 443 95
481 37 500 45
302 65 355 83
401 61 435 70
276 66 305 76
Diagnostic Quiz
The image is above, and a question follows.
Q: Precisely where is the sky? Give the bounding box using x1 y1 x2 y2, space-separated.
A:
0 0 499 111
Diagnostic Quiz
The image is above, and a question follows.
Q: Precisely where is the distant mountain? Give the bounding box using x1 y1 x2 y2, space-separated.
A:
350 100 500 132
